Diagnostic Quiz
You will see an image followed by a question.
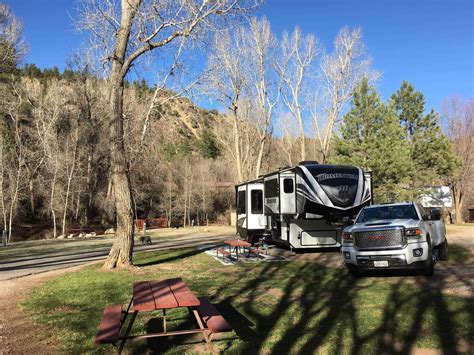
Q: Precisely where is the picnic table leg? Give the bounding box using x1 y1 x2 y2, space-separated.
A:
125 297 133 314
118 310 138 354
191 308 216 354
163 309 167 333
120 296 134 332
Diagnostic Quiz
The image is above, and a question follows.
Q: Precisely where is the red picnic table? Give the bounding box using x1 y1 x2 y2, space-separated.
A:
95 277 232 354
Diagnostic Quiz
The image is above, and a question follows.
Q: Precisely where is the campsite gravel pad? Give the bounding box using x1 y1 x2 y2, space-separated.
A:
205 246 287 265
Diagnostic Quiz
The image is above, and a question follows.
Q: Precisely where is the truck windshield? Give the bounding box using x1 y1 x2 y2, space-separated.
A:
356 205 419 223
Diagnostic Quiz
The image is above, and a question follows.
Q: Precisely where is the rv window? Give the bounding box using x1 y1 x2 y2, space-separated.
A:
283 178 294 193
264 179 278 198
251 190 263 214
237 190 246 214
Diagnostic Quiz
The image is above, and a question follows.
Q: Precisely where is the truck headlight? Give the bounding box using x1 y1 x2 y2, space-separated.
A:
406 228 422 240
342 232 353 242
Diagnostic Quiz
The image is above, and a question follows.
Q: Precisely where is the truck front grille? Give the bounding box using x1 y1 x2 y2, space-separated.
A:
354 228 405 249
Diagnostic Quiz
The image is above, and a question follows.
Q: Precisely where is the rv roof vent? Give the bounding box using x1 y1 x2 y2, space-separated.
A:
298 160 319 166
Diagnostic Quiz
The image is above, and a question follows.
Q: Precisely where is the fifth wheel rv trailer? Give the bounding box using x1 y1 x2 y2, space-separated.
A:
236 162 373 249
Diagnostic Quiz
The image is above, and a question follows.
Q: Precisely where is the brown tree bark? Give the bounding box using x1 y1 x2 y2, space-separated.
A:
453 186 464 224
103 0 139 269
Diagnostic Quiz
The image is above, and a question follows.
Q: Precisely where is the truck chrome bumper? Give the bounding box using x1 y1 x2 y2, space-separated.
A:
341 241 429 268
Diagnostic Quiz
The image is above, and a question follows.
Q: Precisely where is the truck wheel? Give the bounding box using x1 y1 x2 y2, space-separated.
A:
438 239 448 261
423 253 435 277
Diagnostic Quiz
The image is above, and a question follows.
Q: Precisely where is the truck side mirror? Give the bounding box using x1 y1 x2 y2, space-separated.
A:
342 216 352 225
429 208 441 221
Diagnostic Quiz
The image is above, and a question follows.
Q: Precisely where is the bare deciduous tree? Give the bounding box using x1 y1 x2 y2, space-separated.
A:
278 112 299 166
0 79 28 242
209 17 282 179
248 17 281 177
0 3 27 74
277 27 319 162
208 26 250 181
442 96 474 223
313 27 379 162
78 0 259 268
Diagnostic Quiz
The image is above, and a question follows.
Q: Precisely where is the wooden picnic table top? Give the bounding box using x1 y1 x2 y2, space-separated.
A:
133 278 200 312
224 239 252 247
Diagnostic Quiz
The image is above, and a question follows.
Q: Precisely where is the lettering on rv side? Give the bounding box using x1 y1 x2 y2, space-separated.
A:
316 173 359 182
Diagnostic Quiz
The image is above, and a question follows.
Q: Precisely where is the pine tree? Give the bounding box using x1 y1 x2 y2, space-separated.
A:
391 81 460 186
331 78 411 202
195 128 221 159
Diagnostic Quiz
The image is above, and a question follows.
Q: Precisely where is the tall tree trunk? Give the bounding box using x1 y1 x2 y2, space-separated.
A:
183 169 187 228
62 131 78 236
29 179 35 215
255 136 266 178
298 112 305 162
75 191 81 222
453 186 463 224
86 151 93 223
0 141 6 231
232 107 244 182
167 168 172 227
8 158 21 243
183 196 187 228
50 157 58 239
187 187 192 227
103 0 139 269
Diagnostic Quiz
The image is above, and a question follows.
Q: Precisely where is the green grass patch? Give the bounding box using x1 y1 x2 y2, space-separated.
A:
447 244 471 264
0 239 114 262
23 248 473 354
0 226 232 263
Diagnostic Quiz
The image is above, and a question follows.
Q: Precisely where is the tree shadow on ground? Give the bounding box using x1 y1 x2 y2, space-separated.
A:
130 250 472 354
134 249 203 267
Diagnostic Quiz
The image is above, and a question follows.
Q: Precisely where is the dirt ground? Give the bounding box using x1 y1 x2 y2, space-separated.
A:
0 265 86 354
0 227 472 354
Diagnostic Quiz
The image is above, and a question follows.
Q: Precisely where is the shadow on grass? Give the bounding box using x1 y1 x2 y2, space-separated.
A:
23 247 473 354
134 249 203 267
210 251 471 354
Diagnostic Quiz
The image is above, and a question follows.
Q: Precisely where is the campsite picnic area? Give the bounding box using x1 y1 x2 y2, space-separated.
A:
1 0 473 354
0 225 471 354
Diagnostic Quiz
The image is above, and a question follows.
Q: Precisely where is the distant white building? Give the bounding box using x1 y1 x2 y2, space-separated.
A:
419 186 453 208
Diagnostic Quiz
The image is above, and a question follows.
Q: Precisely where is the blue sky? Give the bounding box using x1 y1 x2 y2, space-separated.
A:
6 0 473 112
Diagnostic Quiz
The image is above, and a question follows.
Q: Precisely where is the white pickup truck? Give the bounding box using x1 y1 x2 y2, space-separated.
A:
341 202 448 276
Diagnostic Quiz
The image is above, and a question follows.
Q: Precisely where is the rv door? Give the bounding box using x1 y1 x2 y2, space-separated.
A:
248 186 266 229
280 174 296 214
236 185 247 229
264 176 279 214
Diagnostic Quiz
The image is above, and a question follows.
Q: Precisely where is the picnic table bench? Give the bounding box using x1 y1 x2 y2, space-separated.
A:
197 297 232 337
216 247 231 259
95 305 123 344
95 278 232 354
